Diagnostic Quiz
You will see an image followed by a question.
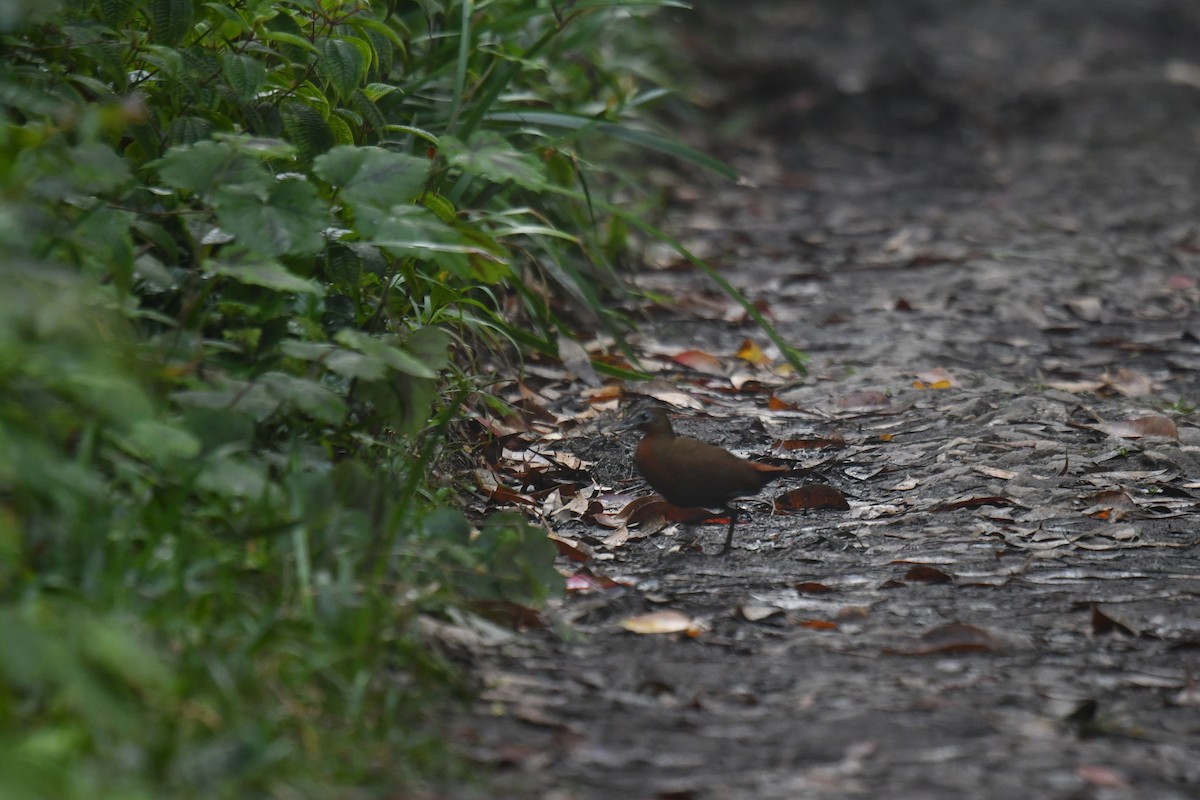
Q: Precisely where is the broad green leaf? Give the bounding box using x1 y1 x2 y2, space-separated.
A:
402 326 451 373
205 258 324 294
317 36 370 100
147 0 193 45
335 329 437 379
313 146 430 210
221 53 265 104
281 102 335 161
440 132 546 190
120 419 202 464
214 179 327 256
258 372 347 424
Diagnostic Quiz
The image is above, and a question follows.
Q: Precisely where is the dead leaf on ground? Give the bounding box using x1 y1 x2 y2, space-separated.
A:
912 367 958 389
736 338 770 366
1093 415 1179 440
565 568 626 592
836 390 891 412
1076 765 1129 789
671 349 726 375
774 432 847 450
903 565 954 584
620 610 706 636
638 378 706 410
740 603 785 622
1091 604 1139 636
932 494 1016 512
775 484 851 511
883 623 1001 655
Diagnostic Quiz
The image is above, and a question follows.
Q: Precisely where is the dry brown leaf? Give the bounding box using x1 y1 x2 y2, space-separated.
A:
932 495 1015 512
903 565 954 584
1076 765 1129 789
1091 604 1139 636
775 484 850 511
1094 415 1179 440
883 623 1001 655
775 432 847 451
640 378 705 410
671 349 726 375
620 610 698 635
836 390 891 412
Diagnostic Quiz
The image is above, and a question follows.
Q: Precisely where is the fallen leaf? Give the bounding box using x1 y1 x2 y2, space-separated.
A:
671 349 726 375
740 604 785 622
1094 415 1179 440
903 565 954 584
836 390 891 411
1076 765 1129 789
565 568 625 592
775 484 850 511
932 495 1015 512
620 610 701 635
736 338 770 366
796 619 838 630
913 367 958 388
1091 604 1139 637
883 623 1001 655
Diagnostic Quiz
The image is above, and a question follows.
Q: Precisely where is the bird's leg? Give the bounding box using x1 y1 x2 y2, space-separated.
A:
719 506 738 555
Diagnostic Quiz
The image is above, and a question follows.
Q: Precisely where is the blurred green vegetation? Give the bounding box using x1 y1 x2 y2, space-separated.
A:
0 0 735 795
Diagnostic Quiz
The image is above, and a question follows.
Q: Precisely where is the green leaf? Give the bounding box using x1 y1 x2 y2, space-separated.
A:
281 102 335 161
485 110 739 181
205 258 325 294
402 326 452 373
221 53 265 104
317 36 370 100
120 419 202 464
440 132 547 190
314 146 430 210
214 179 327 256
334 329 437 379
154 140 269 196
147 0 194 45
258 372 347 424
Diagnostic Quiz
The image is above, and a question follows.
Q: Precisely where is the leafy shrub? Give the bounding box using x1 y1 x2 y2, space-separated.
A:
0 0 714 794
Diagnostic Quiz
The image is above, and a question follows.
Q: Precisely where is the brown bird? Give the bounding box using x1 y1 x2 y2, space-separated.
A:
616 406 792 554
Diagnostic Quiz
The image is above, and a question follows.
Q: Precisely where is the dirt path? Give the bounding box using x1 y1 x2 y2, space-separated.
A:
451 3 1200 798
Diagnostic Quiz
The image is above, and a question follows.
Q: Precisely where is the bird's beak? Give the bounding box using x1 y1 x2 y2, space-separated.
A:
611 417 640 433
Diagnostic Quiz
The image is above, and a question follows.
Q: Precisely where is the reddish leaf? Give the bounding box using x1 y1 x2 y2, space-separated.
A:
671 349 725 375
836 390 891 411
795 581 833 594
775 484 850 511
883 623 1000 655
1094 415 1179 440
548 533 593 562
796 619 838 630
565 568 625 592
903 565 954 584
932 495 1014 512
767 394 799 411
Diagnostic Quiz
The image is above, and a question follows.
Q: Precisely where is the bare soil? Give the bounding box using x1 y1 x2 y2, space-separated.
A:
449 2 1200 798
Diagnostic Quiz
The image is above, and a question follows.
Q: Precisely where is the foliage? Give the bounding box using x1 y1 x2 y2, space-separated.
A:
0 0 716 795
